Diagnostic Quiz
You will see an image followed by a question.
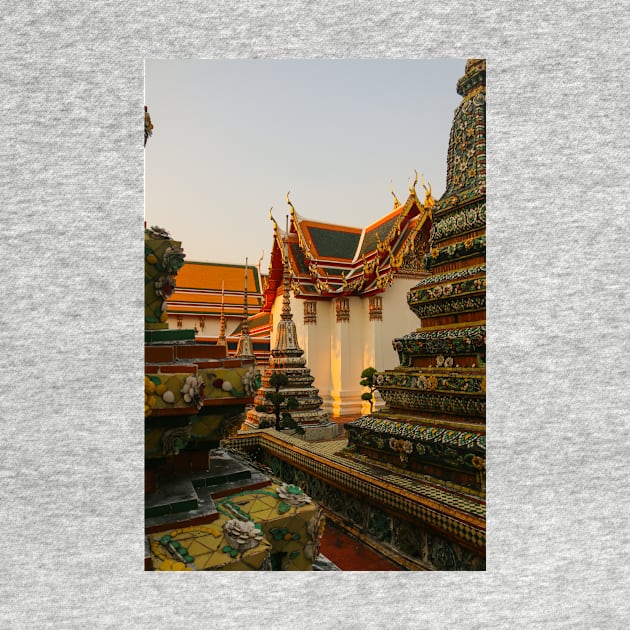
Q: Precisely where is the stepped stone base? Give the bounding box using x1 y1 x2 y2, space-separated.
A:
145 448 272 533
224 431 485 570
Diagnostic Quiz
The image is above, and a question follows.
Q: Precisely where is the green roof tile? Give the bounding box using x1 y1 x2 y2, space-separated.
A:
306 226 361 259
359 215 400 257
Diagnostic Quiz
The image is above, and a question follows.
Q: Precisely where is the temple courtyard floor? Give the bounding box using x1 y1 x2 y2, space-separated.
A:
229 412 484 570
312 414 402 570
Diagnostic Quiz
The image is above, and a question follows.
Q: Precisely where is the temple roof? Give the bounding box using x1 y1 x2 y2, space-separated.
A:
289 242 310 275
262 186 434 304
167 261 263 317
173 261 261 293
358 209 403 258
300 221 362 261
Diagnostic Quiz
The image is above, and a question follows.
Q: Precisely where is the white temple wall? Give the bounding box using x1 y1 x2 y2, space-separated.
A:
360 298 384 414
325 295 365 416
266 277 423 417
300 299 332 404
379 278 423 366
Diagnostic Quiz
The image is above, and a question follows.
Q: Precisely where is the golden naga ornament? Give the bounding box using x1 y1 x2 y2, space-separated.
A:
390 180 400 209
422 174 435 210
408 169 419 195
286 190 297 220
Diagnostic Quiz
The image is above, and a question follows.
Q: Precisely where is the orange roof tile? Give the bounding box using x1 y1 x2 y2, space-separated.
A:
167 261 263 316
174 261 261 293
169 291 261 307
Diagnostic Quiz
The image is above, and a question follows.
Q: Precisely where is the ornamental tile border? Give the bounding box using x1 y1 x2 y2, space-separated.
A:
433 185 484 216
377 389 486 417
374 370 485 395
348 417 485 450
393 325 486 360
408 294 485 319
345 421 484 480
423 235 485 270
281 461 484 569
429 202 485 243
411 265 486 288
408 276 485 304
225 432 485 550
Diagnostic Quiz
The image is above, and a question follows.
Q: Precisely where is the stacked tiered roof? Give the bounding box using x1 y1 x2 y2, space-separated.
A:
166 260 271 362
261 185 433 310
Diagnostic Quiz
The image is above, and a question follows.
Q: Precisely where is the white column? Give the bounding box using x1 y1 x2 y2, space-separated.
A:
327 296 365 417
300 299 331 407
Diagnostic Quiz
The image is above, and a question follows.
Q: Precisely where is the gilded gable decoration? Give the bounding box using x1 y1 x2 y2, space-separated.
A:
421 174 434 212
408 169 418 195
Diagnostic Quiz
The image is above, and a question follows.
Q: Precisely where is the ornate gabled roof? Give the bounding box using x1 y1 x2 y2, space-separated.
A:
172 261 261 293
262 183 434 305
167 261 263 317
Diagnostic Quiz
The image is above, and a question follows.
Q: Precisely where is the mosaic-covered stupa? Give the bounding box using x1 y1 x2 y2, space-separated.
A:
245 211 338 441
345 59 486 500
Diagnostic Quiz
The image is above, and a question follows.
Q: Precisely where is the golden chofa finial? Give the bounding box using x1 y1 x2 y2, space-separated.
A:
389 180 400 208
408 169 418 195
286 190 297 218
421 174 435 210
257 249 264 281
269 207 281 242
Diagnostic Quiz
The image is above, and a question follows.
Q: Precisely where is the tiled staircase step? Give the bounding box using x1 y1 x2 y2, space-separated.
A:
145 477 220 534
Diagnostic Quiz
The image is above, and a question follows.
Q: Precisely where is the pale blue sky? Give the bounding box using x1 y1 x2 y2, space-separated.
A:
145 59 465 269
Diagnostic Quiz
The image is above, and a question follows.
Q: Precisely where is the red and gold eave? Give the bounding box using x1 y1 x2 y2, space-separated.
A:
261 190 433 309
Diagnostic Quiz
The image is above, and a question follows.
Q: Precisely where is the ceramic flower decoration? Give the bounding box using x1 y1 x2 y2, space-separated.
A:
223 519 263 552
276 483 312 507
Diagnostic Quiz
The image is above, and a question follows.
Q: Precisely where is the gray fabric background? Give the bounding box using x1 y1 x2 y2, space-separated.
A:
2 1 629 628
